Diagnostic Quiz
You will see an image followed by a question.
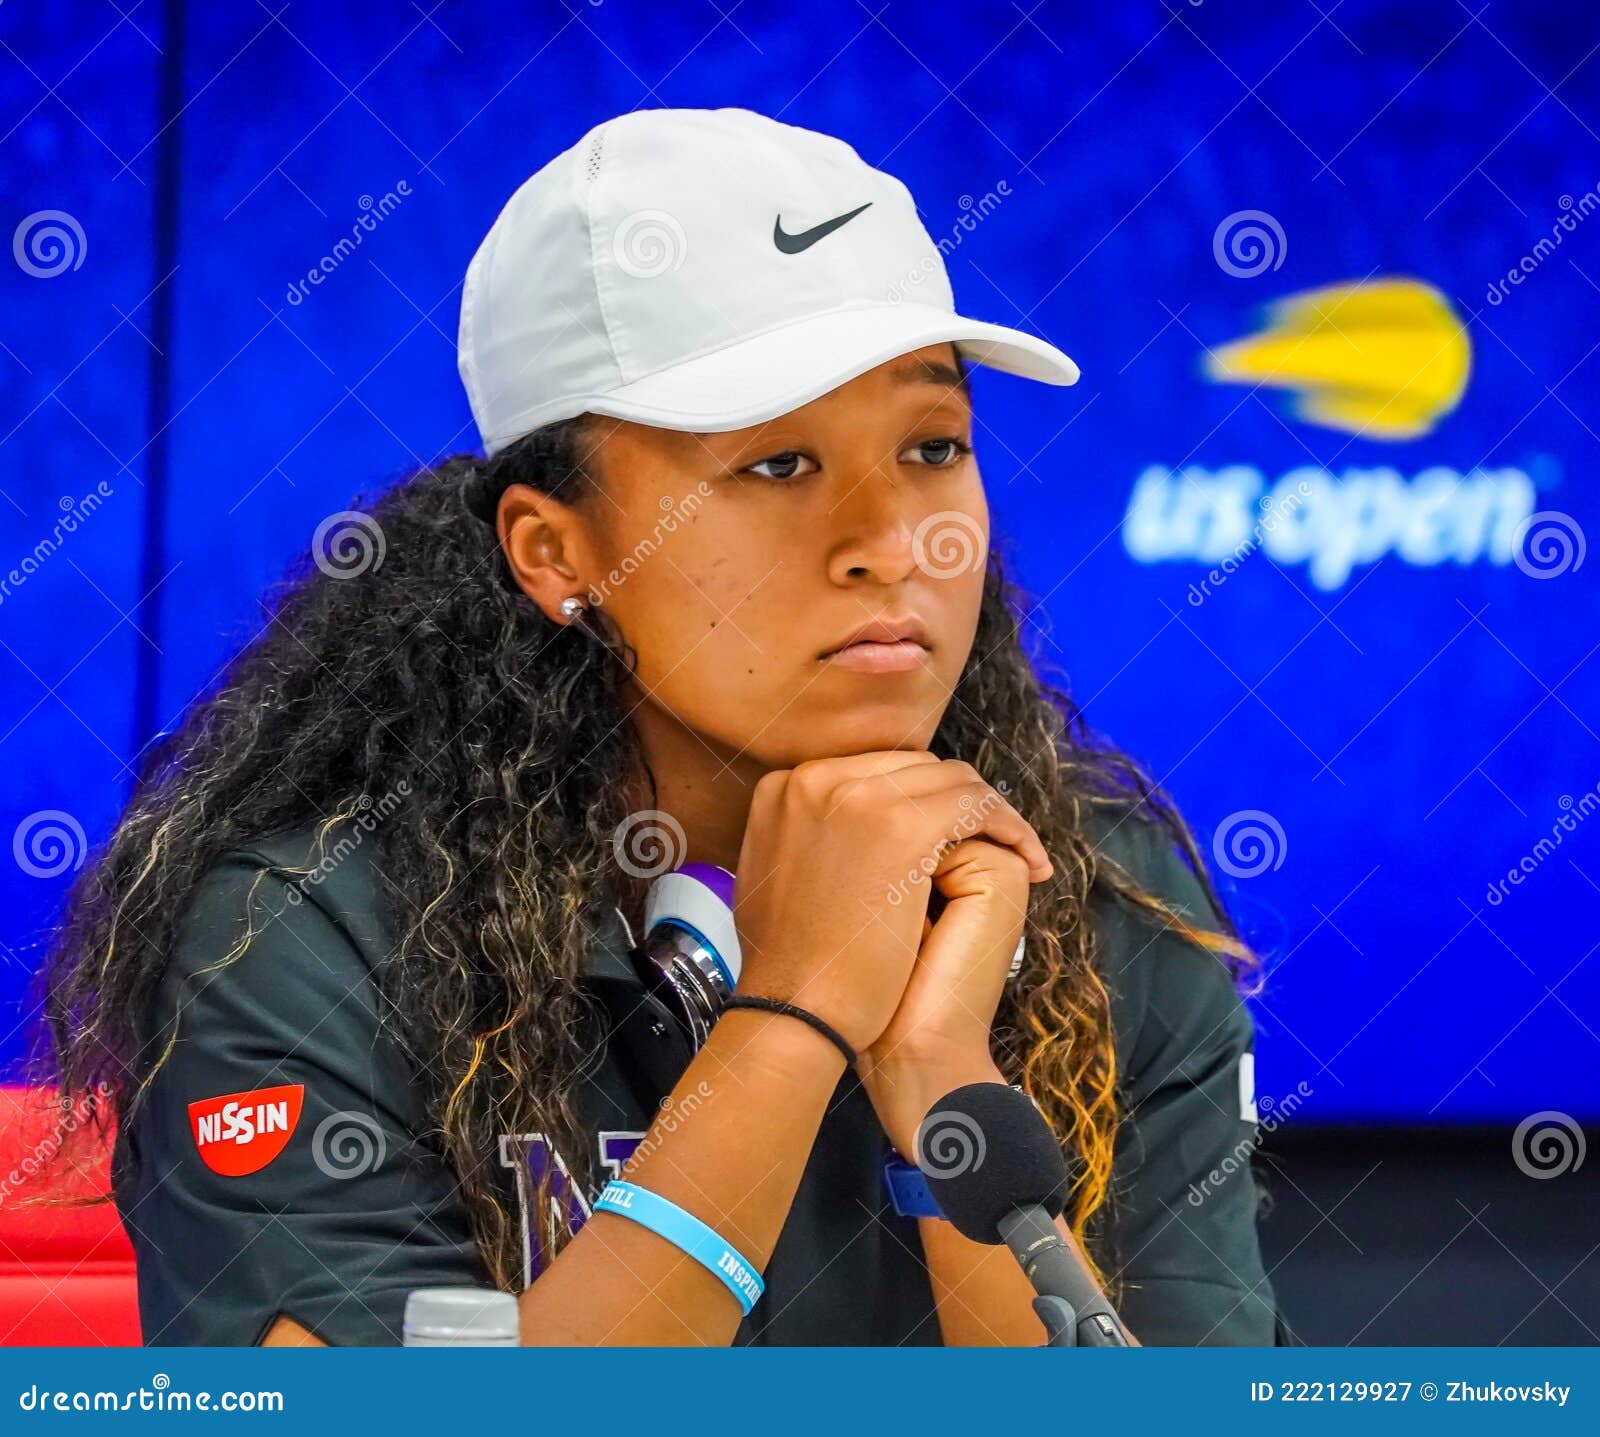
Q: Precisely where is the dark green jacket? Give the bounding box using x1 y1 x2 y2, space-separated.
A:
116 807 1284 1346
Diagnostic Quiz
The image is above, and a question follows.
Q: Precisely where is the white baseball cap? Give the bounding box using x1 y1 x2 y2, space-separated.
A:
457 106 1080 457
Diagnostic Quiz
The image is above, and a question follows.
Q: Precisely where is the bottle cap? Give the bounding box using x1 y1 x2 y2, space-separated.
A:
402 1287 519 1346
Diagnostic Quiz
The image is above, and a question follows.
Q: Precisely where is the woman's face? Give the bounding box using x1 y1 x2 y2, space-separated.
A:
503 342 988 773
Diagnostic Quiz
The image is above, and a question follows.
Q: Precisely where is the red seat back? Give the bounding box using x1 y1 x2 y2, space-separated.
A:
0 1086 140 1345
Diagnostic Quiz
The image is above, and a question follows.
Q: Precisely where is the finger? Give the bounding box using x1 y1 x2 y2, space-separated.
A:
920 838 1030 986
929 837 1033 922
744 752 936 859
758 751 940 808
881 766 1050 880
803 750 941 786
789 751 942 822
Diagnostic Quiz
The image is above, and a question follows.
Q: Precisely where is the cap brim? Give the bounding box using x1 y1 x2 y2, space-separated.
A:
488 304 1078 447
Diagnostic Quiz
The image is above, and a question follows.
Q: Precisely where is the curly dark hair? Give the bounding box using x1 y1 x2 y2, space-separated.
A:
34 392 1253 1292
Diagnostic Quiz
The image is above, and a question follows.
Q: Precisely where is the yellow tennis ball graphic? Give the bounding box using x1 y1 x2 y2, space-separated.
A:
1205 278 1471 440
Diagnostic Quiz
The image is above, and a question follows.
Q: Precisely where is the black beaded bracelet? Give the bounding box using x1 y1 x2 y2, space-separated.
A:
721 995 857 1067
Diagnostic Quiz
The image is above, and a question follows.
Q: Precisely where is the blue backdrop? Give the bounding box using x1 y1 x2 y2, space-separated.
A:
2 1 1595 1124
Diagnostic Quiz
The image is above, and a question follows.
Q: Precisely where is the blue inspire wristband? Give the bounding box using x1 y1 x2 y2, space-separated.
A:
593 1181 765 1316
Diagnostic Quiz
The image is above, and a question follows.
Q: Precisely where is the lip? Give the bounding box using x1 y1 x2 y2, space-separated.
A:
823 640 929 673
819 614 932 658
819 614 932 673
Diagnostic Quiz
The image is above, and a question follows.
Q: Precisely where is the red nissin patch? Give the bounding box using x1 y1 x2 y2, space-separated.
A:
188 1084 304 1176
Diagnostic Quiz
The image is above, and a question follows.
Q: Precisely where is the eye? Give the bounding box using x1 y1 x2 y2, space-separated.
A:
742 450 818 482
739 436 973 482
902 436 974 468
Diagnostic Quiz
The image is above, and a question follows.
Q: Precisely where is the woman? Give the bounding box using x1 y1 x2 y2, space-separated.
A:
39 107 1282 1346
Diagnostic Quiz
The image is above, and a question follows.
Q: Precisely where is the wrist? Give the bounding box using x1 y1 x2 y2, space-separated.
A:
710 1004 851 1087
860 1050 1005 1161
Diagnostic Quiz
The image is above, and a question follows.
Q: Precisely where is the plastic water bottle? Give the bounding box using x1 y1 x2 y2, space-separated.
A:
402 1287 519 1346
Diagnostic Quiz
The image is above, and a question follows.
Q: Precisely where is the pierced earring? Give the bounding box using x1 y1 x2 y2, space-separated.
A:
560 595 589 621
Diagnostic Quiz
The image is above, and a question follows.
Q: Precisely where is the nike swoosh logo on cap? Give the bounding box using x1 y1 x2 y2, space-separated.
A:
773 202 873 254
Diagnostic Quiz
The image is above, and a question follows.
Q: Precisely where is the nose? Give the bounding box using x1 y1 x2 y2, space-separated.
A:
824 465 923 587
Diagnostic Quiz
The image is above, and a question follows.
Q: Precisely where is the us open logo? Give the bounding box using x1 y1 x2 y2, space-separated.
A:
188 1084 304 1177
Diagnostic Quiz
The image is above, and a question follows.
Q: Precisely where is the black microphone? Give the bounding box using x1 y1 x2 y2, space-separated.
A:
917 1082 1131 1347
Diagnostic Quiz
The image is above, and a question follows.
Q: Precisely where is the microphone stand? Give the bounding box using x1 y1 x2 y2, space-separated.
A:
997 1208 1131 1348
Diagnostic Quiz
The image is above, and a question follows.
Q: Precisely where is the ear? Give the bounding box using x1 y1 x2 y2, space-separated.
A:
496 483 591 625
